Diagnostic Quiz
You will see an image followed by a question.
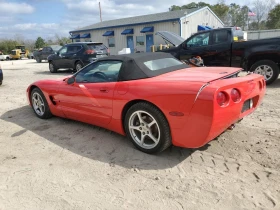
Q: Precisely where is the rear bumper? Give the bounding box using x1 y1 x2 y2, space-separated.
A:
171 74 266 148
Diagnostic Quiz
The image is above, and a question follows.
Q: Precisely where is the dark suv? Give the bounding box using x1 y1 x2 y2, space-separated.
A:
47 42 109 73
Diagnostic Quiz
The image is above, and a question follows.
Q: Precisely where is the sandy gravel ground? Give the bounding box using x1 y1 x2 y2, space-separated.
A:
0 59 280 210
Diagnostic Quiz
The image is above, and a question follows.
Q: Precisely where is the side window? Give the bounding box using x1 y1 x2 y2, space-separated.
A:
75 60 122 83
42 48 47 52
67 45 82 53
59 46 67 55
213 30 229 44
185 32 210 48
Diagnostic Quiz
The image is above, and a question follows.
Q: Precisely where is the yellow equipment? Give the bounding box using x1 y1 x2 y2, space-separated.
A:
10 45 30 60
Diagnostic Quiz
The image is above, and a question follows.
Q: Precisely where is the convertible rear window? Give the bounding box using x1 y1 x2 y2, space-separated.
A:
143 58 183 71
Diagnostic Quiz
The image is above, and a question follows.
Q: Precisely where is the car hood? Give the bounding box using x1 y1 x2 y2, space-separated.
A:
155 31 185 47
156 67 242 83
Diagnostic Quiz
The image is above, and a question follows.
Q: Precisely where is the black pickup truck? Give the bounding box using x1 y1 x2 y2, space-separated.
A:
33 45 62 63
157 28 280 84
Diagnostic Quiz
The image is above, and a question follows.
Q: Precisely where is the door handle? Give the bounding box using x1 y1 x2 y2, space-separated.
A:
100 88 109 93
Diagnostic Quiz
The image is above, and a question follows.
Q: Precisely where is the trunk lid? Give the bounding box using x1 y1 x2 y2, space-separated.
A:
157 67 242 83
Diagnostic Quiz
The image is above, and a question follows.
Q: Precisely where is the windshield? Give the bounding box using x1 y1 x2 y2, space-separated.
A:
50 45 62 52
88 44 107 51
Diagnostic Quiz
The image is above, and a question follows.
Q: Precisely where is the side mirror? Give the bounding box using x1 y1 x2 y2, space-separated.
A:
67 77 75 85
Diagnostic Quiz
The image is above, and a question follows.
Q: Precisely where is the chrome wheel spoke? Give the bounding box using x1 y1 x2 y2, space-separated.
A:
140 134 145 146
148 119 156 128
130 125 141 132
147 133 159 144
136 111 144 123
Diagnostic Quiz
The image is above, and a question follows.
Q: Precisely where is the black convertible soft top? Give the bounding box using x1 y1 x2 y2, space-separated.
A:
97 52 188 81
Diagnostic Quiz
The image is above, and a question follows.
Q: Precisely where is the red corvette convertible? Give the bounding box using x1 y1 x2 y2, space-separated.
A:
27 52 266 153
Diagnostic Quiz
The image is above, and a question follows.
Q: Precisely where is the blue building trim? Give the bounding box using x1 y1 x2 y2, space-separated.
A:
121 29 134 35
69 18 180 34
140 26 154 33
103 31 114 36
80 33 91 38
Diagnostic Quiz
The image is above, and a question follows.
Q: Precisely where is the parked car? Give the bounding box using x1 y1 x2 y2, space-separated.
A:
0 66 3 85
27 52 265 154
47 42 109 73
0 53 10 61
33 45 61 63
158 27 280 84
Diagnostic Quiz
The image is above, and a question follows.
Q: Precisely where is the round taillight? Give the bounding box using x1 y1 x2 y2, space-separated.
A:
231 88 241 102
217 91 228 106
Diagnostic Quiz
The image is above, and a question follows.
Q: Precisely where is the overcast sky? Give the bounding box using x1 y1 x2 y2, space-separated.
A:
0 0 278 40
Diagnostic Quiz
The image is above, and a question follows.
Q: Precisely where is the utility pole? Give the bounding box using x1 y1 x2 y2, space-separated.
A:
99 2 102 22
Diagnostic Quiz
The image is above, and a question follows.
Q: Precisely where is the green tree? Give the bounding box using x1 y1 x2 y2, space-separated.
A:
54 34 71 46
266 4 280 29
35 37 45 49
0 40 18 54
169 5 181 11
169 2 211 11
252 0 276 29
228 4 249 29
211 1 229 24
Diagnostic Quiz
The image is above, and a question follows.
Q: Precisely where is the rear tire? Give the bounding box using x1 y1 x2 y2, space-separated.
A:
124 102 172 154
75 61 83 72
250 60 279 85
30 88 52 119
49 61 57 73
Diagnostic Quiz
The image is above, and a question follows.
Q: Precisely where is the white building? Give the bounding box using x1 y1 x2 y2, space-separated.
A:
69 7 224 55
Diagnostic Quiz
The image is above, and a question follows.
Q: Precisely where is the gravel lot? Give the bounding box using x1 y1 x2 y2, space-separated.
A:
0 59 280 210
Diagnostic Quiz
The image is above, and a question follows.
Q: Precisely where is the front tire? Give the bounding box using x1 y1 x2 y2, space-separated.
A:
30 88 52 119
250 60 279 85
124 102 172 154
49 61 57 73
36 57 41 63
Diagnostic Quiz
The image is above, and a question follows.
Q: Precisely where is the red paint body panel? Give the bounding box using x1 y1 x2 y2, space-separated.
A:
27 67 266 148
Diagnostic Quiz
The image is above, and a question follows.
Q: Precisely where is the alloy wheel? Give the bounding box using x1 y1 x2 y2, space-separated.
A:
254 65 273 81
32 92 45 116
128 110 160 150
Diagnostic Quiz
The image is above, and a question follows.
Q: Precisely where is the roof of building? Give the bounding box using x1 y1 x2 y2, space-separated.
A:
70 7 202 33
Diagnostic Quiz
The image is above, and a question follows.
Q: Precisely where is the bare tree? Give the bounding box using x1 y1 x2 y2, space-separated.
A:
252 0 276 29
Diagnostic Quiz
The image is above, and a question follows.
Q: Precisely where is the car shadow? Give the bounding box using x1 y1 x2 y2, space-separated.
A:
267 77 280 89
0 106 210 170
33 69 75 75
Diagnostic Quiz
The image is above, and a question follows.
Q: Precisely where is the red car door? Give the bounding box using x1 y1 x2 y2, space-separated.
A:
58 81 116 126
57 60 122 126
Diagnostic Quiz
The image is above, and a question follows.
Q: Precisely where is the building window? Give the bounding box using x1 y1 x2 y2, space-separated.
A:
108 37 115 47
136 36 144 46
75 39 80 42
